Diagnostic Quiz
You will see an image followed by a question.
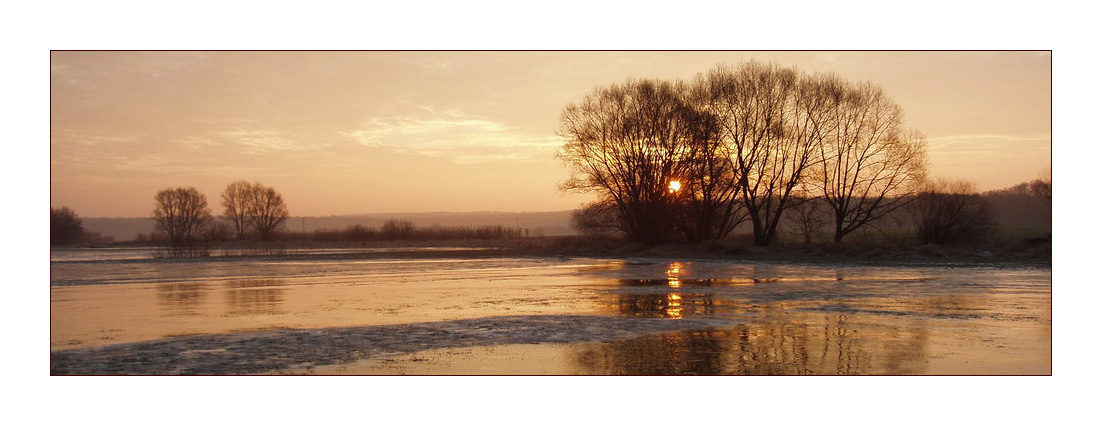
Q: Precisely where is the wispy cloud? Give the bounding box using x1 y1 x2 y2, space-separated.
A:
926 134 1050 143
340 109 562 163
219 130 321 154
926 133 1051 159
51 130 139 147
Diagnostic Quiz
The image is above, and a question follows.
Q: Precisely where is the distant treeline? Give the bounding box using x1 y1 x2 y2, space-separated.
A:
136 219 527 243
309 219 526 241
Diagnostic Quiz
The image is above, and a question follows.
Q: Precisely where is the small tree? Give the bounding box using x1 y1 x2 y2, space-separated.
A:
51 206 84 246
784 195 829 244
249 184 289 240
911 179 993 245
153 187 212 246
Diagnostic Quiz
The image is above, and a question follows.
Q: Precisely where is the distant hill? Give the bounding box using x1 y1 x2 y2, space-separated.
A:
83 210 579 242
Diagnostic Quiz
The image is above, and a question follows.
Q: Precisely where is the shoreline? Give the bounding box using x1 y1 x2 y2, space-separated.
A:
52 236 1052 269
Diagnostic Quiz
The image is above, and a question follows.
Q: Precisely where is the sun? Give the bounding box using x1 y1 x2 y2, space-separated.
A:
668 180 681 193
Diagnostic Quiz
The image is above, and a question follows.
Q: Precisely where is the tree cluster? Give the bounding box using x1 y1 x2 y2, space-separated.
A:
559 62 928 245
985 173 1052 200
152 181 289 253
221 180 290 241
311 220 525 242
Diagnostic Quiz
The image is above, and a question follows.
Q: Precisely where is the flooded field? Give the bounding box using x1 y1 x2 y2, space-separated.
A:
50 249 1051 375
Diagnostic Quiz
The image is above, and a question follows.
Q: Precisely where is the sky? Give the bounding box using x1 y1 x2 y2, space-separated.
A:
49 51 1051 218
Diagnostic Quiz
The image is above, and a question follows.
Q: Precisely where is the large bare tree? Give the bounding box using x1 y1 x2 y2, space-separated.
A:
694 62 827 245
153 187 212 246
559 78 709 243
813 80 928 242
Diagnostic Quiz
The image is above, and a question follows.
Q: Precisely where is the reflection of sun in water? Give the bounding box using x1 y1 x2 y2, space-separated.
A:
666 262 683 277
666 262 684 288
666 293 683 319
665 262 685 318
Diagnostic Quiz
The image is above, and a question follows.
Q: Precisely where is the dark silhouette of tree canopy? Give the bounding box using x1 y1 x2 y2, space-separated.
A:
558 61 930 246
559 78 714 243
51 206 84 246
221 180 290 240
153 187 212 246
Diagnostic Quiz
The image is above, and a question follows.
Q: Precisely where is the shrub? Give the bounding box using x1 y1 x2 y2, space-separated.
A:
911 179 993 245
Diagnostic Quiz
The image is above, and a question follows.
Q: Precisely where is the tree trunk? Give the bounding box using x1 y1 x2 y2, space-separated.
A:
833 212 845 243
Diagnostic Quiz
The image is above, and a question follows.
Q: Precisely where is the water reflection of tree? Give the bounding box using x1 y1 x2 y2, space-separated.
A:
572 314 929 375
224 279 286 316
156 282 212 316
589 263 942 374
574 330 726 375
876 324 928 375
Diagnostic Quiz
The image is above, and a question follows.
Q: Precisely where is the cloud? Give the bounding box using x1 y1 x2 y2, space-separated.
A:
340 109 562 163
219 130 321 154
926 134 1050 143
454 152 545 165
926 133 1051 159
50 131 139 147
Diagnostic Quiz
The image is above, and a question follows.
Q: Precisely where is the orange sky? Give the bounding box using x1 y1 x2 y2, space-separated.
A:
50 51 1051 217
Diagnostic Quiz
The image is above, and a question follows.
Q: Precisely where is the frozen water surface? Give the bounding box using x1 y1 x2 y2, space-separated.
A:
50 250 1051 375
